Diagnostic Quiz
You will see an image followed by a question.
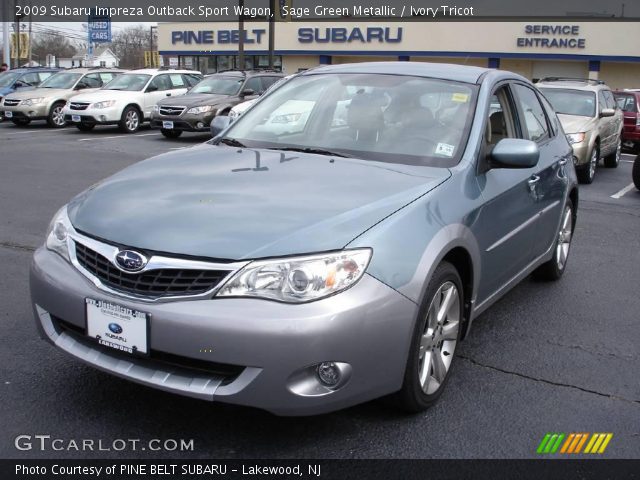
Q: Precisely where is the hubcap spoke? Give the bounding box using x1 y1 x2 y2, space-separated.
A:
431 349 447 383
441 321 459 341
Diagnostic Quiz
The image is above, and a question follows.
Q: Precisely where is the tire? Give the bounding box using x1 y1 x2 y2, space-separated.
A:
11 118 30 126
47 101 67 128
603 138 621 168
577 146 598 184
76 123 95 131
633 156 640 191
533 199 574 281
119 106 141 133
392 261 463 412
161 128 182 139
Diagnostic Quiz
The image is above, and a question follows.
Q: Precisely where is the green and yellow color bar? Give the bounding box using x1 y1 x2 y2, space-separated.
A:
537 433 613 454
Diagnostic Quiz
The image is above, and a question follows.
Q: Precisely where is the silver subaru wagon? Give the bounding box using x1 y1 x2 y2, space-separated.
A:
30 62 578 415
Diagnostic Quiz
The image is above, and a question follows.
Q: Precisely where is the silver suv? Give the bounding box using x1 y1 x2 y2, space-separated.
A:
537 77 623 184
2 68 122 127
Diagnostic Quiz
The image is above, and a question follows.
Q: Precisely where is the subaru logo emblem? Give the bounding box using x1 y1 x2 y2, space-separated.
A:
114 250 147 272
108 323 123 334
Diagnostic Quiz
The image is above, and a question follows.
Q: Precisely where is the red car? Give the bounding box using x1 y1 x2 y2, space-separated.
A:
614 90 640 153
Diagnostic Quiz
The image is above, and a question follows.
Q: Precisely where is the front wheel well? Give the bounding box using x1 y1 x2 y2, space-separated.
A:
441 247 473 339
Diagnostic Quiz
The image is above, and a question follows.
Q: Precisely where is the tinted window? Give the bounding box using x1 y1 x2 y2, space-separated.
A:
82 73 103 88
149 74 171 91
262 76 281 90
244 77 263 94
190 76 243 95
514 84 549 142
184 74 201 87
614 93 638 112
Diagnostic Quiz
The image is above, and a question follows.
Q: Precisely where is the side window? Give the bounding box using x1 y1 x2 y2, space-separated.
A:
537 92 558 137
169 73 186 89
184 74 201 87
37 72 54 83
244 77 263 94
149 74 172 91
22 73 41 85
82 73 103 88
598 91 607 113
261 76 280 90
486 87 518 147
603 90 617 110
513 84 550 143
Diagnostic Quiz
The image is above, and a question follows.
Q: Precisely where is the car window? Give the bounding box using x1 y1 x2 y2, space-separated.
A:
149 74 172 92
99 72 117 84
614 93 637 112
513 84 550 143
602 90 617 110
37 72 54 83
538 88 596 117
184 74 201 87
244 77 263 94
21 73 41 86
486 87 518 146
598 91 608 113
82 73 103 88
261 76 281 90
169 74 186 89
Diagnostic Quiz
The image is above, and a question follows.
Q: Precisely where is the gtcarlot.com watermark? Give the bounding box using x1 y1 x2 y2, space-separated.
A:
14 435 195 452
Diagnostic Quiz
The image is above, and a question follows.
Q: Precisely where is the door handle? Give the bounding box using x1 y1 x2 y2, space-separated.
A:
527 175 540 192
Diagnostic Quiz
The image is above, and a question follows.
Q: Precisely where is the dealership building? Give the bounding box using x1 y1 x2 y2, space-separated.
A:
158 21 640 88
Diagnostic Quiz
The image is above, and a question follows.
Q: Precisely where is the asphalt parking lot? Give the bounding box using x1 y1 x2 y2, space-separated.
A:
0 120 639 459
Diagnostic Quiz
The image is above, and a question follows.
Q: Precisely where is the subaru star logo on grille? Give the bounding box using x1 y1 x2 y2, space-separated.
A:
114 250 147 272
108 323 123 334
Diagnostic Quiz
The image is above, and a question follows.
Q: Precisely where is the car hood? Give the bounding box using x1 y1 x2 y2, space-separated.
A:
5 87 76 100
68 89 140 103
157 93 233 108
0 85 35 96
557 114 596 134
68 146 451 260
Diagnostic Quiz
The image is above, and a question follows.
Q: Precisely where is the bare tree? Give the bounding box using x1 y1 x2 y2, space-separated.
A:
31 34 78 63
111 25 148 69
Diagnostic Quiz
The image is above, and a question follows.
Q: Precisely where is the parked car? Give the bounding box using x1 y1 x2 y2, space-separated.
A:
31 62 578 415
151 70 283 138
228 74 293 121
62 68 202 133
613 89 640 154
1 68 122 127
537 77 623 184
0 67 60 108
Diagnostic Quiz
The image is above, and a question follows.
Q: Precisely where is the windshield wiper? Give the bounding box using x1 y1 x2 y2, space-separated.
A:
268 147 350 158
219 137 246 148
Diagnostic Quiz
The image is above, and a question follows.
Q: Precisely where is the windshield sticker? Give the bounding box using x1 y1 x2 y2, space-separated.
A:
435 143 455 157
451 93 470 103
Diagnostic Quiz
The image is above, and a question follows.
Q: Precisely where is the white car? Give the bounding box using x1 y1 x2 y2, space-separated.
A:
63 69 202 133
228 74 294 121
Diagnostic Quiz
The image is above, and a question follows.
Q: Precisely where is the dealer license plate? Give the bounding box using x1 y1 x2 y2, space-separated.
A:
4 111 12 118
162 121 174 129
72 115 81 123
86 298 149 355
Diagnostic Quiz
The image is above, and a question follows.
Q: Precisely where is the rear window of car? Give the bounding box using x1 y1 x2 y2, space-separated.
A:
614 93 638 113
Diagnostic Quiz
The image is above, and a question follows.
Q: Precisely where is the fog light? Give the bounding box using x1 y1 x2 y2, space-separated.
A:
196 122 204 129
99 115 107 122
317 362 341 387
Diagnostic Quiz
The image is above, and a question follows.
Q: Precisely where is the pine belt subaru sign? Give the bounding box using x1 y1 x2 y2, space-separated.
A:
88 13 112 43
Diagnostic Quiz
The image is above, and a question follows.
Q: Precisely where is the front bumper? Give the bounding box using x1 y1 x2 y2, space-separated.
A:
63 105 122 125
30 247 417 415
150 112 215 132
570 142 591 167
2 103 48 120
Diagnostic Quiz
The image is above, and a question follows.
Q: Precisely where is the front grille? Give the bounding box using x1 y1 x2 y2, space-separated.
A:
74 242 229 298
3 98 20 107
70 102 90 110
159 105 186 116
53 316 245 383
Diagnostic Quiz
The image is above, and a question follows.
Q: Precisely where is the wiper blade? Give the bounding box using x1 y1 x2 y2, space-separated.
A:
269 147 350 158
219 137 246 147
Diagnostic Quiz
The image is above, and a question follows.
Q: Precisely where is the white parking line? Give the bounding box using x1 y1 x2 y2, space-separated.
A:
77 133 160 142
611 183 636 199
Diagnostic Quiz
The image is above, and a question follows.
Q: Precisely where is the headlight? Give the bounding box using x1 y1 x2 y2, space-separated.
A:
271 113 302 124
21 97 45 106
566 132 586 144
216 249 372 303
187 105 216 114
91 100 116 109
45 205 72 262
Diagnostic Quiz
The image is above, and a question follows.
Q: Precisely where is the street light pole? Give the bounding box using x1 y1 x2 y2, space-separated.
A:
2 0 10 68
238 0 244 70
268 0 275 69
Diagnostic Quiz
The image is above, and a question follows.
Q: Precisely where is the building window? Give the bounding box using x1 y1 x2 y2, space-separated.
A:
100 61 106 67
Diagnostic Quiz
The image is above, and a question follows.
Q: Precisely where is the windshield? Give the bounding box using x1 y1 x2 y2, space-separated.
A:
221 73 477 166
538 88 596 117
614 93 637 113
40 72 82 89
103 74 150 91
0 72 21 87
190 76 243 95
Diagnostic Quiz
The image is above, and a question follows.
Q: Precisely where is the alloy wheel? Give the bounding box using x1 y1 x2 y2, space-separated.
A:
588 149 597 181
418 281 460 395
125 110 139 131
556 206 573 270
52 106 65 126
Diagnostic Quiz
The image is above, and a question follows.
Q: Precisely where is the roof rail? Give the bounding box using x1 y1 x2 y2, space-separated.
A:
538 77 605 85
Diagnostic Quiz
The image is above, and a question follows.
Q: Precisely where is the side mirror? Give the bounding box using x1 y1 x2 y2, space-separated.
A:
240 88 255 97
210 115 231 138
146 85 159 93
74 82 88 90
490 139 539 169
14 81 26 88
600 108 615 118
